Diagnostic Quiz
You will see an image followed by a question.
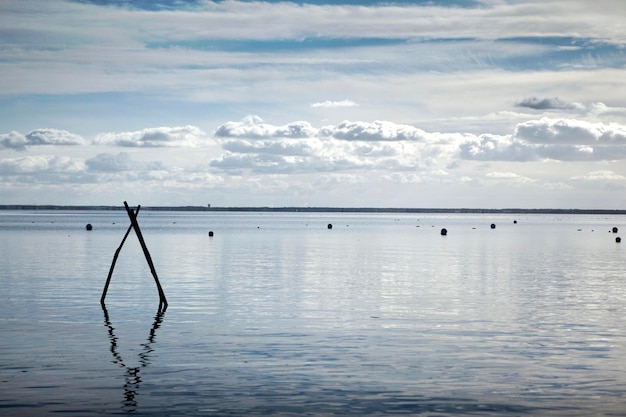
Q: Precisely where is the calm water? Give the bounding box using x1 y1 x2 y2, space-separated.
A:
1 210 626 416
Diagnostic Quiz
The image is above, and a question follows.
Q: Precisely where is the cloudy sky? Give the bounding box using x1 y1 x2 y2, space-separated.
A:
1 0 625 208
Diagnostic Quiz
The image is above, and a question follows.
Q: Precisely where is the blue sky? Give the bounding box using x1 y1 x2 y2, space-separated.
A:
1 0 625 208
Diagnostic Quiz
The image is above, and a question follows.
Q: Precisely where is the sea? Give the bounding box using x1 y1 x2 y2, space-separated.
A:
1 209 626 416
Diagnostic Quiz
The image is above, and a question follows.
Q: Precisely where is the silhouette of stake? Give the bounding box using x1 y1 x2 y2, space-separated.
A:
100 207 139 305
100 202 168 310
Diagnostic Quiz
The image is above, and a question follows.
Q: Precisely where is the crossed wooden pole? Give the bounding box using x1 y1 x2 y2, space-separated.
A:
100 202 168 311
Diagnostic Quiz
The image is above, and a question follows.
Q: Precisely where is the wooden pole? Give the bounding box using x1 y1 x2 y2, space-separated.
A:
100 206 140 305
124 201 168 309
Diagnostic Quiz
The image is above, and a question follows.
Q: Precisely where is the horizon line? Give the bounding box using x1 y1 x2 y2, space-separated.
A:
1 205 626 215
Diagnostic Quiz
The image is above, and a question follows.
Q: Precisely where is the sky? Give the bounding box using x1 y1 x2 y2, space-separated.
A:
1 0 625 208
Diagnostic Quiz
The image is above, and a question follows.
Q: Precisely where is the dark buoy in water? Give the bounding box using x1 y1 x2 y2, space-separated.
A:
440 228 447 236
513 220 517 224
208 231 214 237
327 223 333 229
85 223 93 231
490 223 496 229
613 227 619 233
616 237 621 243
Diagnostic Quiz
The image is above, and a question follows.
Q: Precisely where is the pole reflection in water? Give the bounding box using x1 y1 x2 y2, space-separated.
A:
101 304 166 412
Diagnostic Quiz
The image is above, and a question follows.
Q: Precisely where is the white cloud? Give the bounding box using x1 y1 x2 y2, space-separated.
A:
459 134 535 162
571 170 626 182
215 117 437 143
94 125 205 147
311 100 359 108
515 97 585 111
221 138 319 156
320 120 430 142
457 119 626 162
25 128 86 146
209 117 626 183
0 129 85 150
513 118 626 145
0 131 28 151
0 155 84 174
215 116 317 139
210 116 460 175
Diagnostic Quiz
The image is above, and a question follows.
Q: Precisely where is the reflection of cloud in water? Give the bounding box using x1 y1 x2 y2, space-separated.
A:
102 305 166 412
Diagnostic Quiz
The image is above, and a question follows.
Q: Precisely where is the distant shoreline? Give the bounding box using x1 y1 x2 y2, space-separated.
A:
1 205 626 215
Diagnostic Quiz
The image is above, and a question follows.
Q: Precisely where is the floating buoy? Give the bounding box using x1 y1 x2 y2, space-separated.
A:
613 227 619 233
616 236 621 243
208 231 214 237
85 223 93 231
513 220 517 224
490 223 496 229
440 228 447 236
327 223 333 229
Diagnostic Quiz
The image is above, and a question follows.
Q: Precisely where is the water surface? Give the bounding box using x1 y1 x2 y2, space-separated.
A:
1 211 626 415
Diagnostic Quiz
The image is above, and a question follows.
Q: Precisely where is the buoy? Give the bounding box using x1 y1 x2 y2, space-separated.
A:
513 220 517 224
616 237 621 243
612 227 618 233
85 224 93 231
208 231 214 237
440 228 447 236
327 223 333 229
490 223 496 229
